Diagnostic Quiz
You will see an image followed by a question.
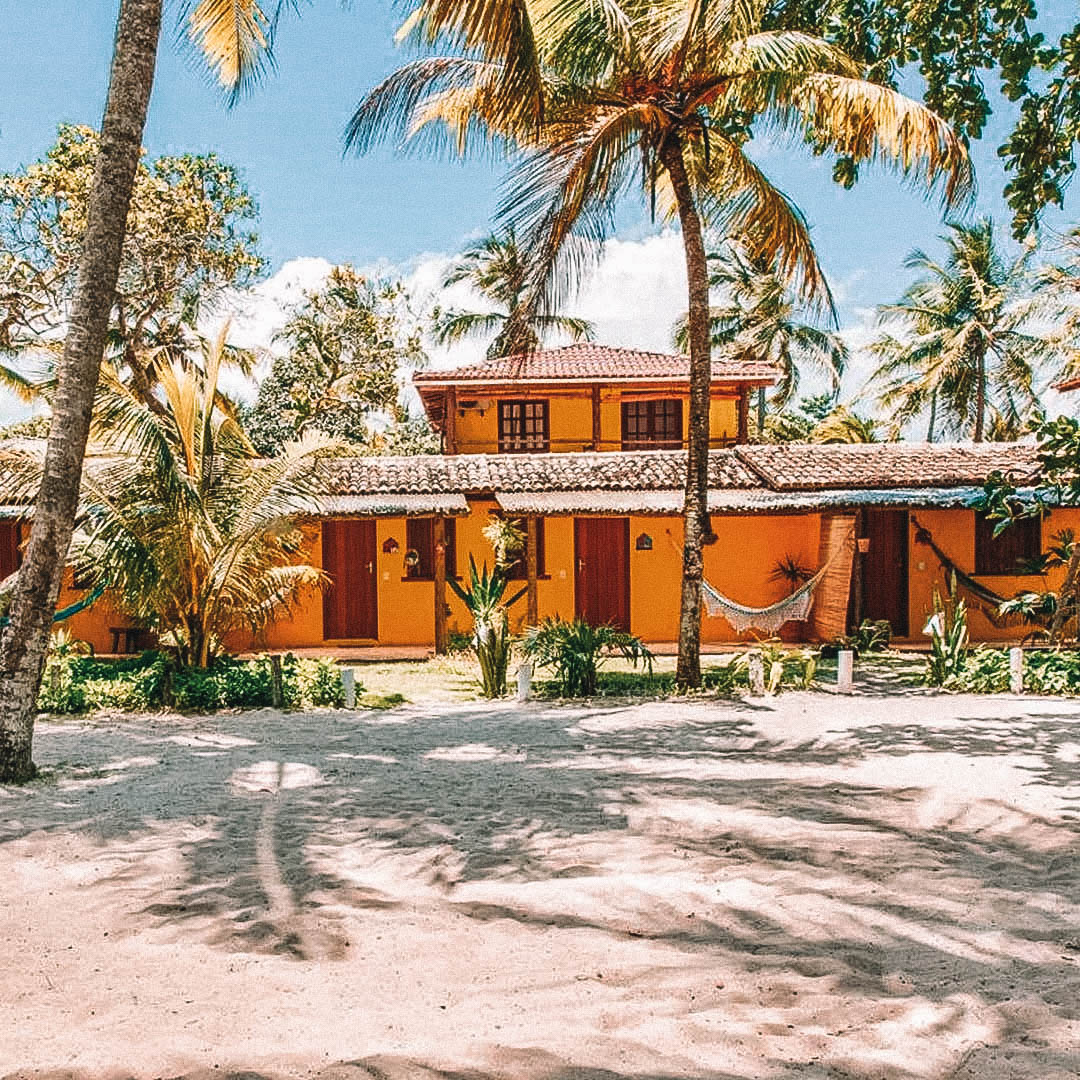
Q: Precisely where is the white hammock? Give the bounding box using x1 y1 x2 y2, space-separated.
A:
699 526 854 634
702 567 828 634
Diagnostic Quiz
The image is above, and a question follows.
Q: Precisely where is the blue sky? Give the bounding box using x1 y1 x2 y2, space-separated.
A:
1 1 1077 338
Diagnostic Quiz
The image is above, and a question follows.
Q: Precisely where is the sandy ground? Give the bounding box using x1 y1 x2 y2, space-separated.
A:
1 690 1078 1080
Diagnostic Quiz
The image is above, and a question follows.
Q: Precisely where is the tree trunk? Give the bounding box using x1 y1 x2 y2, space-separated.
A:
927 389 937 443
661 136 711 691
0 0 161 784
973 342 986 443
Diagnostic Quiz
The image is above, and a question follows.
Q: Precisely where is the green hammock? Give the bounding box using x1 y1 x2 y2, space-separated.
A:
911 516 1013 627
0 581 107 628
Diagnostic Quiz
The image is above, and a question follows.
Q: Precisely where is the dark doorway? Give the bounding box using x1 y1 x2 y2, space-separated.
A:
322 519 378 639
574 517 630 630
858 509 909 636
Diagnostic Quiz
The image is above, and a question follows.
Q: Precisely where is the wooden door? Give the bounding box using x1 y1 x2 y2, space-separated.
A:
574 517 630 630
322 519 378 640
860 509 909 636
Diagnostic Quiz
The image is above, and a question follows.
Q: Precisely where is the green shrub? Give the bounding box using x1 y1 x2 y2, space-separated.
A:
524 617 653 697
946 648 1080 695
924 579 969 686
284 656 347 708
39 651 168 713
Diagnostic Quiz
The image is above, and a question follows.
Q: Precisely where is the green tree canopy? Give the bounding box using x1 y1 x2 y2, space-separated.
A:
245 265 429 454
0 124 263 404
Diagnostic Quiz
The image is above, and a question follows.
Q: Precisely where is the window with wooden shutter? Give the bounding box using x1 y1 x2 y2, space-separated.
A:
974 511 1041 574
498 400 549 452
404 518 457 579
621 399 683 449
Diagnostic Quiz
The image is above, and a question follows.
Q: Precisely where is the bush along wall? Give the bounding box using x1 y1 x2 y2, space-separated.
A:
38 652 347 714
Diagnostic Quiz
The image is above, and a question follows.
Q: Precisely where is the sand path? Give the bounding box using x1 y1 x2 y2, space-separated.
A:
1 691 1078 1079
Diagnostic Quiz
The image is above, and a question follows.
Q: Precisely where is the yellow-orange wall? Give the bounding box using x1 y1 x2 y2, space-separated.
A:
452 387 740 452
59 505 1080 652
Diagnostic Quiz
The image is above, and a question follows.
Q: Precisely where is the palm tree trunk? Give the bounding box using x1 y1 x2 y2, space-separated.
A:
927 389 937 443
1049 542 1080 647
661 136 711 691
973 342 986 442
0 0 161 783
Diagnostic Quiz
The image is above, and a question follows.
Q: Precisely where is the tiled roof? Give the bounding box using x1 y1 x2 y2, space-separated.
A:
412 344 778 384
735 442 1041 492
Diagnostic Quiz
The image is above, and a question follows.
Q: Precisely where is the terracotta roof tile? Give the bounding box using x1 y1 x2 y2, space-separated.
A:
736 442 1041 491
413 343 778 384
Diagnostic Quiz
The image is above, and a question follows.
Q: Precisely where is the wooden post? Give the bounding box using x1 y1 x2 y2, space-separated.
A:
851 508 865 631
270 654 283 708
434 516 448 655
444 387 458 454
736 388 749 444
526 516 540 627
837 649 854 693
1009 647 1024 694
591 384 602 450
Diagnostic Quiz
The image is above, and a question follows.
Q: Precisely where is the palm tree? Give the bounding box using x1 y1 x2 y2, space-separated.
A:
674 242 848 429
433 227 594 358
872 220 1047 442
1035 225 1080 387
79 330 333 668
811 405 880 443
349 0 971 688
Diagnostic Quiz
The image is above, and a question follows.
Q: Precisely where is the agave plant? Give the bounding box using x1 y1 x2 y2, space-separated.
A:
523 617 653 697
924 575 970 686
448 555 527 697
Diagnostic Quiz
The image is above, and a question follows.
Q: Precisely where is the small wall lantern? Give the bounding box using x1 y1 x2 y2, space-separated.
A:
403 548 420 568
382 537 400 555
635 532 653 551
857 537 871 554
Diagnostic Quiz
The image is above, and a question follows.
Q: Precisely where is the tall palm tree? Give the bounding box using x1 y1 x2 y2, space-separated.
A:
433 227 594 358
1035 225 1080 387
349 0 971 688
872 220 1047 442
673 242 848 427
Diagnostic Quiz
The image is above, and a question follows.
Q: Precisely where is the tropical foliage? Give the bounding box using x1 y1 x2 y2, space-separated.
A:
448 555 528 697
872 220 1047 442
924 577 970 686
432 227 593 358
245 265 427 454
0 124 263 407
674 243 848 416
350 0 971 689
523 617 653 697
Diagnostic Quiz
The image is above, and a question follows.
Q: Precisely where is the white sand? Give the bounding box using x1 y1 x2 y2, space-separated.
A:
1 691 1078 1080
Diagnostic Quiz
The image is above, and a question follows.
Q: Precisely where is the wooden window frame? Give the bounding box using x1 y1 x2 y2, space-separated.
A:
506 518 547 580
621 399 683 449
404 517 458 580
498 399 550 453
974 510 1042 575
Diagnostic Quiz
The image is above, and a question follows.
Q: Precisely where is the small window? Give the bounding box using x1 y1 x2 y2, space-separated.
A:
506 518 546 580
405 518 457 579
498 400 549 453
974 511 1041 574
621 399 683 449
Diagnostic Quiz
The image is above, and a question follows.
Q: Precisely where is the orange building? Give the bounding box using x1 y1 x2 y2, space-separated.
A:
3 345 1075 653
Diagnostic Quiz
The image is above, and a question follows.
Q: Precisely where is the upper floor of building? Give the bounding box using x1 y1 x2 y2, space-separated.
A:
413 344 778 455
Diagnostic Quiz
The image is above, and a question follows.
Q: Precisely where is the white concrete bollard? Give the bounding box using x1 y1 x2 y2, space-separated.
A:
1009 647 1024 695
837 649 854 694
341 667 357 709
748 654 765 696
516 661 533 702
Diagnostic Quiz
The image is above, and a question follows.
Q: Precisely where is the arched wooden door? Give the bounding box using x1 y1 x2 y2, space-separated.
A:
322 519 378 640
574 517 630 630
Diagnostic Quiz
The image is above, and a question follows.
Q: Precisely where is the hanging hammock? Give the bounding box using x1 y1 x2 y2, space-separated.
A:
0 581 107 628
683 526 855 634
910 516 1013 628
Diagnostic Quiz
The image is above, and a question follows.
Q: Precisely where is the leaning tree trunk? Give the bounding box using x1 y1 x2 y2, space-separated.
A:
661 136 712 691
973 342 986 443
0 0 161 784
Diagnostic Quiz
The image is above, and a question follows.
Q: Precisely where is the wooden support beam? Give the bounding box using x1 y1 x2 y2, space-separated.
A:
434 516 448 655
736 387 749 444
444 387 458 455
591 384 602 451
526 516 539 627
